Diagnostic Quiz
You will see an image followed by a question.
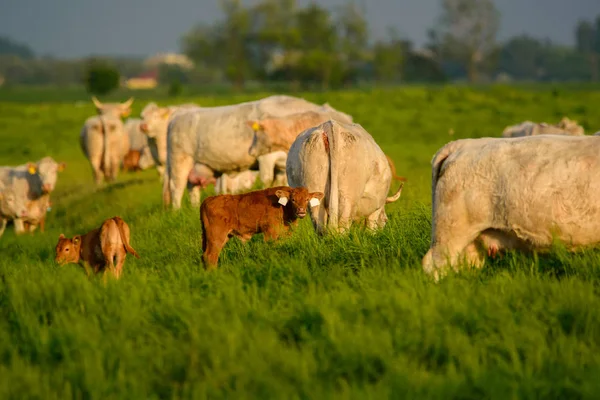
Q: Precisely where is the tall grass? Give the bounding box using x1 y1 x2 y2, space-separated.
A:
1 85 600 398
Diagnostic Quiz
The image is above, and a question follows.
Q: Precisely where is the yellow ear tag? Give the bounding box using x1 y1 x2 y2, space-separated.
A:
28 166 37 174
252 122 260 131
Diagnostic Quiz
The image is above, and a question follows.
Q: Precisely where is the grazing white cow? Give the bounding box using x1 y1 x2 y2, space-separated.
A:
502 117 585 138
286 120 403 234
163 95 350 209
423 135 600 280
0 157 65 234
80 115 128 185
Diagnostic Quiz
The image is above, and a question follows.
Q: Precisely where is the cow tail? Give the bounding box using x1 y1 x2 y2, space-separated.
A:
114 216 140 258
102 117 111 177
326 120 339 230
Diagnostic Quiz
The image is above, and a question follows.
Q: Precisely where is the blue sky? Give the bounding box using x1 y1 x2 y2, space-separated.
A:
1 0 599 58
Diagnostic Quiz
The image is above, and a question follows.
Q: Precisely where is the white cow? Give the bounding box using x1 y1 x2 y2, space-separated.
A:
502 117 585 138
0 157 65 234
163 95 349 209
80 115 128 185
423 135 600 280
286 119 403 234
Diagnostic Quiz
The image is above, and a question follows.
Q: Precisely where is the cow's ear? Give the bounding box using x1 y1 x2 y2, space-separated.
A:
73 236 81 245
309 192 325 201
309 192 324 207
27 163 37 175
59 233 65 239
58 162 66 172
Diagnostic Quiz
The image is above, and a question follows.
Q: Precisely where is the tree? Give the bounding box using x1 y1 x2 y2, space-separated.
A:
336 1 369 83
372 28 404 82
292 3 341 88
434 0 500 82
576 20 598 81
84 60 120 95
182 0 253 89
0 36 34 59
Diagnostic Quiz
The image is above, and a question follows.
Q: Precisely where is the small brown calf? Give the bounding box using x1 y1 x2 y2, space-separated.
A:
123 150 142 172
200 186 324 269
55 216 140 278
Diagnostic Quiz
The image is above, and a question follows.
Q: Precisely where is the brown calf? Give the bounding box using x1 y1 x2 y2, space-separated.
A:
200 186 324 269
54 216 140 278
123 150 142 172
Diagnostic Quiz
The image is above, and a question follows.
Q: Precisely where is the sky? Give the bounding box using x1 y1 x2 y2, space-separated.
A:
1 0 599 59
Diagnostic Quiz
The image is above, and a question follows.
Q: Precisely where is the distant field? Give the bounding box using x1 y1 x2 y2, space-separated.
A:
1 85 600 399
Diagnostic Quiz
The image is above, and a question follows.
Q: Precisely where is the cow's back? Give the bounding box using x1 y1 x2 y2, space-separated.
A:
436 135 600 247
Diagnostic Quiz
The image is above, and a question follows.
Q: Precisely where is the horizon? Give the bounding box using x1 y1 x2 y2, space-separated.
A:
1 0 599 59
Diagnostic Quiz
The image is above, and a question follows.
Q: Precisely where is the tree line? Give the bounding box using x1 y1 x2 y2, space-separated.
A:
1 0 600 89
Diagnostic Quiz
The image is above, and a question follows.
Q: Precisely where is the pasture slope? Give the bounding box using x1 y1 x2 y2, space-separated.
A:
1 85 600 399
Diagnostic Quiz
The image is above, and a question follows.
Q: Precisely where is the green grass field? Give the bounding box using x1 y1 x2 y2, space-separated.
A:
2 85 600 399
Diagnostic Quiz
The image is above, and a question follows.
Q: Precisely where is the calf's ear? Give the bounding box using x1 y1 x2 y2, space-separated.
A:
27 163 37 175
275 189 290 206
58 162 66 172
73 236 81 245
59 233 65 239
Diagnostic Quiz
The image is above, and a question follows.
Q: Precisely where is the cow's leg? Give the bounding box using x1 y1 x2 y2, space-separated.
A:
0 218 7 237
423 228 483 281
187 163 215 207
90 154 103 185
114 249 126 279
202 228 230 270
110 159 120 182
13 218 26 235
338 197 353 233
39 217 45 233
257 154 276 188
168 154 194 210
263 225 283 241
366 208 387 231
463 242 485 269
188 185 201 208
156 165 165 182
309 204 328 236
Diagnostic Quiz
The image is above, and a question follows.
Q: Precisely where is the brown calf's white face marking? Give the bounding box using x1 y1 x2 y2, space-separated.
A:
275 187 325 218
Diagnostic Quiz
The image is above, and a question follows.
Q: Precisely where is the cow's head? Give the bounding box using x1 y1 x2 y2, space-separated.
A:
29 157 66 194
140 103 172 138
247 119 275 158
92 96 134 118
275 187 324 219
55 234 82 265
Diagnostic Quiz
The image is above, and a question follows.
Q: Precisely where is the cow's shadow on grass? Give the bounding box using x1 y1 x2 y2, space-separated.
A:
98 177 153 194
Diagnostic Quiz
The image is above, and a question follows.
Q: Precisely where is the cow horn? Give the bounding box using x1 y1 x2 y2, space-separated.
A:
386 183 403 204
91 96 103 109
122 97 134 108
